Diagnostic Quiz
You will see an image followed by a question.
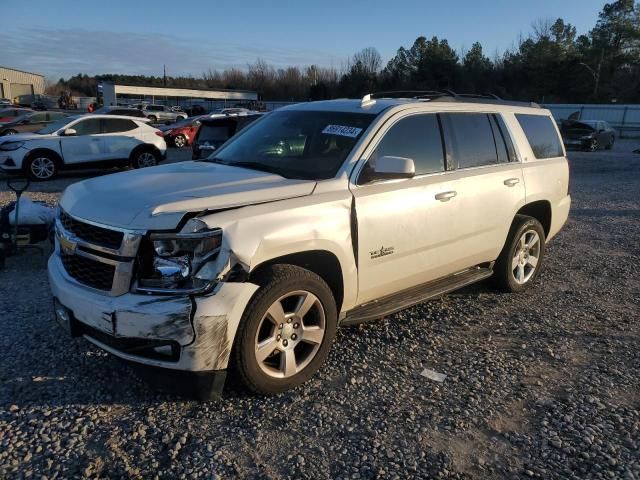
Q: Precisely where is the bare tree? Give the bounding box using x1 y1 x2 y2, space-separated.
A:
352 47 382 75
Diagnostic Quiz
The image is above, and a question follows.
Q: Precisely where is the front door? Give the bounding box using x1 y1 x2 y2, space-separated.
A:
351 112 461 305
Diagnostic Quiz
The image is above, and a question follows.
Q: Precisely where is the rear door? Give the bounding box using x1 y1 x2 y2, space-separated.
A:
17 112 48 133
101 118 140 160
438 112 526 270
59 117 106 164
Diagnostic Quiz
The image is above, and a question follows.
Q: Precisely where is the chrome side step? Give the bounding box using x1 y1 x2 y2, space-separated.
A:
341 266 493 326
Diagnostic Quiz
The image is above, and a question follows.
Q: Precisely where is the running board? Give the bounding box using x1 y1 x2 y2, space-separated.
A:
341 266 493 326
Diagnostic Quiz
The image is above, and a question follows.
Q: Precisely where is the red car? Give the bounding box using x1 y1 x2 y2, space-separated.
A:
0 108 33 124
161 116 205 148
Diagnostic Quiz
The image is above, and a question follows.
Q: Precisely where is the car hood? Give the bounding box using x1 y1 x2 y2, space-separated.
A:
59 161 317 230
0 132 51 142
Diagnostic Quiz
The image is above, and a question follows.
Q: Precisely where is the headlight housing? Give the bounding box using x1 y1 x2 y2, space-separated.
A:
135 218 222 294
0 141 24 151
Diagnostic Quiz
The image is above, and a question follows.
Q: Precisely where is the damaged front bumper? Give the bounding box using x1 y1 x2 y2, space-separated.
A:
48 253 258 398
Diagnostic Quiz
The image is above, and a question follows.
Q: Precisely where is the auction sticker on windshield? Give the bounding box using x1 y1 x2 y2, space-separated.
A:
322 125 363 138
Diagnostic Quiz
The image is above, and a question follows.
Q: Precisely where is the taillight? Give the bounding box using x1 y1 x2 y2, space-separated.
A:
154 131 164 137
566 156 571 196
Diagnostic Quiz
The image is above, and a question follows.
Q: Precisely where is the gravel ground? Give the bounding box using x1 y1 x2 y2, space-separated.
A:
1 142 639 479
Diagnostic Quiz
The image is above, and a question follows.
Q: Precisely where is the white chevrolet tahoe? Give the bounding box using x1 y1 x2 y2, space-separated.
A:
48 93 571 398
0 115 166 180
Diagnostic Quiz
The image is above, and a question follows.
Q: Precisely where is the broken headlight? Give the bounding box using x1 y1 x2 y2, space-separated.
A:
136 218 222 294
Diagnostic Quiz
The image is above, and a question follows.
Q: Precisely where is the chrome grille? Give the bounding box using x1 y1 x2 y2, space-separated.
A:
56 210 142 296
61 252 115 291
59 210 124 250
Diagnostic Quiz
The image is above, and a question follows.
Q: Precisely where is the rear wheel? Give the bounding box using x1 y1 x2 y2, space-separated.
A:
173 134 187 148
3 129 18 136
587 138 598 152
232 264 337 395
605 136 614 150
147 115 157 123
132 148 159 168
493 215 546 292
25 153 58 181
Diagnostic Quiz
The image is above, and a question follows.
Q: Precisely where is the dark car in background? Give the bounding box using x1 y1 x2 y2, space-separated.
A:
560 119 616 151
91 106 147 118
0 111 68 136
191 113 263 159
0 108 33 124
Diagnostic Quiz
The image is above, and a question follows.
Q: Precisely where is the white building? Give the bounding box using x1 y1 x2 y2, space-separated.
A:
100 82 258 109
0 66 45 102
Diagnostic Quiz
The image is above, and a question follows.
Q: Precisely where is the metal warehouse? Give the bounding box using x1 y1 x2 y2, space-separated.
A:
0 66 45 101
101 82 258 108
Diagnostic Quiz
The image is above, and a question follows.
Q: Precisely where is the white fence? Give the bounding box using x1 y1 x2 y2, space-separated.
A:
544 104 640 138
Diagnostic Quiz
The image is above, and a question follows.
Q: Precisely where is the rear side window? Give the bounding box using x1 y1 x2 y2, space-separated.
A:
371 114 444 175
198 122 233 142
443 113 498 168
516 114 563 159
103 118 137 133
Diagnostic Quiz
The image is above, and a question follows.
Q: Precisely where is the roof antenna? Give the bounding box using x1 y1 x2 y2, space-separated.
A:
361 93 376 108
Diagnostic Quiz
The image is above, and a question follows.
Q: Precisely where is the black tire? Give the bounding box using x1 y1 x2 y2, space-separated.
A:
3 129 18 136
232 264 337 395
173 134 187 148
25 152 58 181
147 115 157 123
131 148 160 168
492 215 546 293
586 138 598 152
605 136 614 150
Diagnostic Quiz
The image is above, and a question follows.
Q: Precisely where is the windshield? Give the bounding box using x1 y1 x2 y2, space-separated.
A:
206 110 375 180
36 116 76 135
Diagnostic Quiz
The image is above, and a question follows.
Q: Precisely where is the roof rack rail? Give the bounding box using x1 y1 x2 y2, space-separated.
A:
369 89 540 108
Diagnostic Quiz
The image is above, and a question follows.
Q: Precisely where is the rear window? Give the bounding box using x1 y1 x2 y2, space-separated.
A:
199 122 233 143
516 114 563 159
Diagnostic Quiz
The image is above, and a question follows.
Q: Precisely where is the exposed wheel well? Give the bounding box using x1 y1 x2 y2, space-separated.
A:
24 148 63 168
516 201 551 237
250 251 344 312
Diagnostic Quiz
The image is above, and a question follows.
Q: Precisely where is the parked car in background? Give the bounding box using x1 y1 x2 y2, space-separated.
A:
160 116 206 148
191 113 263 159
0 108 33 124
30 100 48 111
138 104 187 124
92 106 147 118
184 104 206 117
0 98 12 107
13 94 45 107
0 114 166 180
560 119 615 151
0 111 68 136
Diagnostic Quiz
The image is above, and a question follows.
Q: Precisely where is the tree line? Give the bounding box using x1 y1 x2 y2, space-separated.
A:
48 0 640 104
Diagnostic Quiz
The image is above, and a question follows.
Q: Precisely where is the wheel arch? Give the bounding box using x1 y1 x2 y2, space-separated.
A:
24 147 63 167
129 143 162 161
515 200 551 237
250 250 345 313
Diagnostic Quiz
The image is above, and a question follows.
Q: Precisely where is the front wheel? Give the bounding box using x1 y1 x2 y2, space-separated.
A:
586 138 598 152
132 148 160 168
492 215 546 292
25 153 58 181
232 265 337 395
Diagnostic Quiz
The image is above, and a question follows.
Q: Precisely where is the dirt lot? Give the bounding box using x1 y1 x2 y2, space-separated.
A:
1 143 639 479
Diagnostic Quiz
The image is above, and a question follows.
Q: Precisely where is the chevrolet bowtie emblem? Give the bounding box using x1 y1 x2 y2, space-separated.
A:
58 234 77 254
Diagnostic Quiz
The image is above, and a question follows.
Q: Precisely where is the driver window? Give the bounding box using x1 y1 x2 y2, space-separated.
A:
364 114 445 181
72 118 102 135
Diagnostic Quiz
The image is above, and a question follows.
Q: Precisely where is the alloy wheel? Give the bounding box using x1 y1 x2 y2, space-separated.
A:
511 229 541 285
30 157 55 179
174 135 186 148
254 290 326 379
137 152 157 167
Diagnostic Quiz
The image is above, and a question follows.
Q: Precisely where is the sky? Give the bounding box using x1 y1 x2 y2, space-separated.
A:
2 0 606 81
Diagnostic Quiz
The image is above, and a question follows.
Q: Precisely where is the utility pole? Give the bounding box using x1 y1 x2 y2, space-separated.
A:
163 65 167 87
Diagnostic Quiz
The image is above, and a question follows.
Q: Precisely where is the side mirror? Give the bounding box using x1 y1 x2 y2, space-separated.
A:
370 155 415 180
61 128 77 136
